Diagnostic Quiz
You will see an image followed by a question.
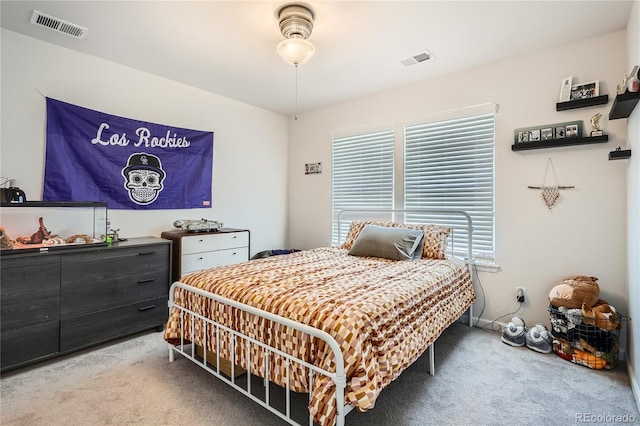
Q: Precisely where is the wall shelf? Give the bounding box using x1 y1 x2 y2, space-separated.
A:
511 135 608 151
609 91 640 120
556 95 609 111
609 148 632 160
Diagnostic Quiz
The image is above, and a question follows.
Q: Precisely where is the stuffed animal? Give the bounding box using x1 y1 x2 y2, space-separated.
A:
548 275 600 308
572 349 607 370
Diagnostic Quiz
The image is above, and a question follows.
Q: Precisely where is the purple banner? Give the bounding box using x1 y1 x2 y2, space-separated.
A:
44 98 213 209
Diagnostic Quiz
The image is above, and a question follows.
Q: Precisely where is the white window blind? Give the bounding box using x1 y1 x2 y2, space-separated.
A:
404 113 495 258
331 130 394 245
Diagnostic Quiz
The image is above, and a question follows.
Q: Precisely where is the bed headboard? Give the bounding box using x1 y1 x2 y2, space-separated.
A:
336 208 473 262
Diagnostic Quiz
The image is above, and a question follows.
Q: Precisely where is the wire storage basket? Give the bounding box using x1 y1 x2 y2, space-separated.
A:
548 304 627 370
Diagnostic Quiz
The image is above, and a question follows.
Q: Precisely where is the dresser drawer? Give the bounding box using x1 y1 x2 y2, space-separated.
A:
181 231 249 254
182 247 249 275
60 268 169 317
1 255 60 332
1 321 59 371
60 244 170 316
60 296 167 352
61 244 169 272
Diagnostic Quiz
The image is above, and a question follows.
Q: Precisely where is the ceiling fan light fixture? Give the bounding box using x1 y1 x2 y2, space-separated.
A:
277 38 315 66
276 3 316 119
276 3 316 66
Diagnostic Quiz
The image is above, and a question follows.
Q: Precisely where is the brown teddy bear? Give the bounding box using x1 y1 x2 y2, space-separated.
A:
548 275 600 309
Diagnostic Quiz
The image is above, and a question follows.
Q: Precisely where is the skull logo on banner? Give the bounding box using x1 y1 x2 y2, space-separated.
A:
121 153 166 205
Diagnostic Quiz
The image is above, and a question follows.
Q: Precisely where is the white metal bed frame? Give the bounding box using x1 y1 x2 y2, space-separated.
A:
167 209 475 426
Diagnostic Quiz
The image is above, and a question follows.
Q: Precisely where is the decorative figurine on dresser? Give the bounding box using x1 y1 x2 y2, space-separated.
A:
161 220 249 283
0 201 172 372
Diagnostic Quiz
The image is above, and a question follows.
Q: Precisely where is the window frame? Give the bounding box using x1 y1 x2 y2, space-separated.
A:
330 104 496 261
403 112 496 259
330 129 395 246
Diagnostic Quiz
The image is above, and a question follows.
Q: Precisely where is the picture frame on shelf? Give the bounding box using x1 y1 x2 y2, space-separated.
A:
566 123 579 137
570 80 599 100
517 131 529 143
541 128 553 140
514 121 582 144
558 76 573 102
528 129 541 142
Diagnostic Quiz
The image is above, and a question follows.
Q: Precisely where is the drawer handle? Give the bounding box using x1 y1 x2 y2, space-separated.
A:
232 235 237 239
138 251 156 256
138 278 155 284
138 305 156 312
199 239 204 242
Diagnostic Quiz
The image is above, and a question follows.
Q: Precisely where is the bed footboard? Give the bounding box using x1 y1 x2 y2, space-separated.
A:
167 282 351 426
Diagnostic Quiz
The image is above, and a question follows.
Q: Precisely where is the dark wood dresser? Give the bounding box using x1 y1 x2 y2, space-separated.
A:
0 236 172 372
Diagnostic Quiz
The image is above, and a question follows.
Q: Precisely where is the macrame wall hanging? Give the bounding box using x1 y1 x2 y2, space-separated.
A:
528 158 574 210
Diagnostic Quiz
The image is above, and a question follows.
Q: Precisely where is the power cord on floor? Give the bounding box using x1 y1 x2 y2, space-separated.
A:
481 301 523 332
469 258 523 332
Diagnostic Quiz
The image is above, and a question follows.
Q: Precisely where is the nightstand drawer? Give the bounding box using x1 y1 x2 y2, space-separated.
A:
161 228 249 283
182 247 249 275
182 231 249 254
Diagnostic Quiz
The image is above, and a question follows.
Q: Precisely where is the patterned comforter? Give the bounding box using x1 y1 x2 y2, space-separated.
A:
164 246 475 425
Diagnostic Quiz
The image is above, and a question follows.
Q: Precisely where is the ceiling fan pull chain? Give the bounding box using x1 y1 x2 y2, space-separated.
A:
295 64 299 120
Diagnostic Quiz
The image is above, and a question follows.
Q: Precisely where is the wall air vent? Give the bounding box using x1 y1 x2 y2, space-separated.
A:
400 50 433 67
30 10 88 39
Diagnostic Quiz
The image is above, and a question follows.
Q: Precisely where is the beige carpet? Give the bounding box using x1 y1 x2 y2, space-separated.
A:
1 323 638 425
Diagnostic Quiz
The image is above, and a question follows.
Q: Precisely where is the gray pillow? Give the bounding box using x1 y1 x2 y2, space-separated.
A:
348 224 425 261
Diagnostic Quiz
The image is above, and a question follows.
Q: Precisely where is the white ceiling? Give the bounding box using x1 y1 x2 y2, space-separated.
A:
1 1 634 116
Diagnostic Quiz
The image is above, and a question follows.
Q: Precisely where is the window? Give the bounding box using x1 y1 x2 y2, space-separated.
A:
404 113 495 258
330 107 495 260
331 130 394 245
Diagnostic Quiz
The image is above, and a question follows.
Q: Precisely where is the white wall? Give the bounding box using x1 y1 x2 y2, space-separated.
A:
625 0 640 410
287 30 630 337
0 29 289 257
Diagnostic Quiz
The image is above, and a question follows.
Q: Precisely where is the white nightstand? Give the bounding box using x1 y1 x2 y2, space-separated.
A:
161 228 250 283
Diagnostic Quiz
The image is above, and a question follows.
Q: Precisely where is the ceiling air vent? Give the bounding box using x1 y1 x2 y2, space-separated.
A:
30 10 88 39
400 50 433 67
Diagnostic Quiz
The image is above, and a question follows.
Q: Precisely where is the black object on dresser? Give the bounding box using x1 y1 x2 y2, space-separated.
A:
0 237 172 372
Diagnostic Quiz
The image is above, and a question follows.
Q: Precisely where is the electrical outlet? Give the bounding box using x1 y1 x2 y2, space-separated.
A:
516 287 526 303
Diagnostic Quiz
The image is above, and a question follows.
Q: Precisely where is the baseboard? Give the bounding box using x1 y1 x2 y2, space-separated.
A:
471 316 506 330
628 360 640 415
457 312 503 329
